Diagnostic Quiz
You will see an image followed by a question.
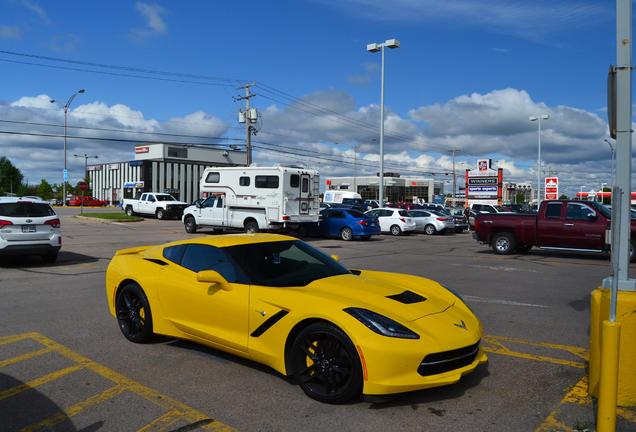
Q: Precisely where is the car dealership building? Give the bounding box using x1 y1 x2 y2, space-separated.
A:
325 173 444 203
88 143 247 205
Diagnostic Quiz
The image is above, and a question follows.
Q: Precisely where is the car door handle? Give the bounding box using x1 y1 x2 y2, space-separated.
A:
564 223 574 227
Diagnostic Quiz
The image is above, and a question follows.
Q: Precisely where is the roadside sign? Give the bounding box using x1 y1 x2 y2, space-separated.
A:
78 181 88 191
63 169 68 181
545 177 558 200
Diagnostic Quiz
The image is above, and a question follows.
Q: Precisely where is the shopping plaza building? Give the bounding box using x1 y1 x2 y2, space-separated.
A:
88 143 247 204
325 173 444 203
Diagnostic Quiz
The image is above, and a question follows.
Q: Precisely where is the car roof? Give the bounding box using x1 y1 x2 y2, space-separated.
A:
0 196 49 204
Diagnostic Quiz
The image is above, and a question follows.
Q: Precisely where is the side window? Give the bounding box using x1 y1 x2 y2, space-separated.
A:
382 210 394 217
255 176 279 189
202 197 215 207
302 177 309 193
366 210 377 217
483 206 496 213
163 245 187 264
421 211 431 217
332 211 345 219
290 174 300 188
239 176 250 186
148 195 156 202
566 204 596 220
216 196 223 208
205 172 220 183
140 193 147 201
180 244 238 282
545 203 562 218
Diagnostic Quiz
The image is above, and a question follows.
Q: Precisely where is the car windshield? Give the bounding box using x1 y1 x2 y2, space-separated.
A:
223 240 349 287
156 195 176 201
0 202 55 217
342 198 364 206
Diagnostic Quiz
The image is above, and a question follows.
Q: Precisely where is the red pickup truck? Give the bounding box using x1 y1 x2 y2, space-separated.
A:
473 200 635 261
67 196 108 207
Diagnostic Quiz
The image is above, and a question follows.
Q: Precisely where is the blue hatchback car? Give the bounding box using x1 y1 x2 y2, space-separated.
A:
319 208 381 240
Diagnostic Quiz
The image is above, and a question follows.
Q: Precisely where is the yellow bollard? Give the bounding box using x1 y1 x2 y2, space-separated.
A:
597 320 621 432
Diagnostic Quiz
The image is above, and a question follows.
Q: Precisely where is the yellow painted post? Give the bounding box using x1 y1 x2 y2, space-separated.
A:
597 320 621 432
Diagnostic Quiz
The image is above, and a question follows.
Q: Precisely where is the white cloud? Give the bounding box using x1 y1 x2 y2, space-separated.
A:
315 0 609 41
17 0 50 24
129 2 167 41
0 95 227 185
0 25 22 39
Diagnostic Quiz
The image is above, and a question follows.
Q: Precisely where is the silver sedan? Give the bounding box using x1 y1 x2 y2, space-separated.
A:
409 210 456 235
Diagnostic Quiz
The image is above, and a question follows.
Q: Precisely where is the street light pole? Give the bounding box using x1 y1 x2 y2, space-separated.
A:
367 39 399 207
529 115 550 205
604 138 616 190
600 182 607 204
52 89 85 206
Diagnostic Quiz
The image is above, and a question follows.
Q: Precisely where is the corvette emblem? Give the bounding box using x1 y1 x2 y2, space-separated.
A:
454 320 467 330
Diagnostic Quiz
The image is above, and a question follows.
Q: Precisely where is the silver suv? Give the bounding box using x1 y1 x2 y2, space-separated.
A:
0 197 62 262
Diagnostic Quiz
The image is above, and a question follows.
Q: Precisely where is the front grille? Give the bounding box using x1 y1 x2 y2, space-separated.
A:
417 340 480 376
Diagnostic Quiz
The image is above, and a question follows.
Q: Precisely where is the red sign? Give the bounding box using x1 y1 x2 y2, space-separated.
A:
78 181 88 191
135 146 150 154
545 177 558 200
325 179 331 185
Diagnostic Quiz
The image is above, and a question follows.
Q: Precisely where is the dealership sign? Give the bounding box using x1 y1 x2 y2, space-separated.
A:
135 146 150 154
545 177 558 200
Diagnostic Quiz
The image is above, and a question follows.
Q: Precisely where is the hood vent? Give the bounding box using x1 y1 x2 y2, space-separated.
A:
387 290 426 304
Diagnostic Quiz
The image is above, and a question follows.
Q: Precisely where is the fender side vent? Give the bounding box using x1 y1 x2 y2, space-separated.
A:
386 290 426 304
144 258 168 266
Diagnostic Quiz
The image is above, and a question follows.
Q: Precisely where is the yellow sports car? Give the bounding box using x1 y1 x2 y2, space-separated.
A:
106 234 487 403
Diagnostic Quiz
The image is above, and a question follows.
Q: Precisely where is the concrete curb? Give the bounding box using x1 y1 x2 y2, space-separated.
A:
74 215 144 224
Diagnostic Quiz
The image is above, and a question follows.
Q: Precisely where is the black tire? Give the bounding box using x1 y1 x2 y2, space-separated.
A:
184 215 197 233
290 322 363 404
244 220 259 233
630 241 635 263
424 224 436 236
491 232 516 255
389 225 402 236
43 251 58 263
156 209 165 220
125 206 134 217
115 283 153 343
340 227 353 241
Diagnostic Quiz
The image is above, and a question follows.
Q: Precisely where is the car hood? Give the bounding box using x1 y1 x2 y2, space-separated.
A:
305 270 456 322
164 201 189 206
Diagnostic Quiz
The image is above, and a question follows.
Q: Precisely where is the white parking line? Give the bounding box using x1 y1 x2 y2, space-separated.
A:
463 295 550 308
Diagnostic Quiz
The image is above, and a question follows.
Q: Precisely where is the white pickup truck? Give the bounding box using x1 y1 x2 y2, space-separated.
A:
122 193 189 220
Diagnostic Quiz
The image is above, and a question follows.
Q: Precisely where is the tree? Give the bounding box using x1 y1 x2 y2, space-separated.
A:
559 194 570 200
36 179 54 200
0 157 24 195
515 191 527 204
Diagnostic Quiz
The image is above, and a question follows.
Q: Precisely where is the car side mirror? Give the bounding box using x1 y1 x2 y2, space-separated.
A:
331 254 340 262
587 213 597 220
197 270 232 291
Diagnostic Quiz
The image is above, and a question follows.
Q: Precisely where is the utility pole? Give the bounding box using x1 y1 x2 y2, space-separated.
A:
353 144 359 194
448 149 460 199
235 83 256 166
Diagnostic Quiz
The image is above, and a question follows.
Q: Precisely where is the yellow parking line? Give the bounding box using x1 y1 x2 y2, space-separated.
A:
0 332 36 346
618 407 636 423
535 376 589 432
485 335 588 360
21 384 127 432
483 336 585 369
136 410 182 432
1 332 235 432
0 347 52 368
0 363 85 401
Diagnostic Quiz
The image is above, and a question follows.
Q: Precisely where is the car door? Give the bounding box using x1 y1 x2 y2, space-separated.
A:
157 243 249 352
136 193 147 213
210 195 227 226
411 210 429 231
198 196 216 225
537 202 566 247
560 202 606 250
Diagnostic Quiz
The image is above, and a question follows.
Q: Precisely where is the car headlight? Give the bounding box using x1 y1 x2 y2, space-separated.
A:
343 307 419 339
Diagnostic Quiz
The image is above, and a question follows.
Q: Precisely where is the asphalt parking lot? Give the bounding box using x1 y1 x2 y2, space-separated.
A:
2 207 636 431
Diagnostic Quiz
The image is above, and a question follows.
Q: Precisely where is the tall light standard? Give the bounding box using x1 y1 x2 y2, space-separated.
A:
600 182 607 204
529 114 550 205
367 38 400 207
52 89 86 206
579 185 586 201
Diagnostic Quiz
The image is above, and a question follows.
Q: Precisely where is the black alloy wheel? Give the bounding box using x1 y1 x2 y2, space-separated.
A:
291 323 362 404
184 216 197 233
115 283 153 343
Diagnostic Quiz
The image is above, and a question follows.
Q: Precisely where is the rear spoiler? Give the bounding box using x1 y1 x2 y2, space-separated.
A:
115 245 151 256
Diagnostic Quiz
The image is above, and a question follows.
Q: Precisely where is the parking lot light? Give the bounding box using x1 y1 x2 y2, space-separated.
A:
529 114 550 205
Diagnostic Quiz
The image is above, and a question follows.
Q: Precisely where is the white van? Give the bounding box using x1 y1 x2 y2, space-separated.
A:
182 166 320 233
323 191 365 207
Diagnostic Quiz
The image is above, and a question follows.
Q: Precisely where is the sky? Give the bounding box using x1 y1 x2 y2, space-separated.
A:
0 0 629 197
